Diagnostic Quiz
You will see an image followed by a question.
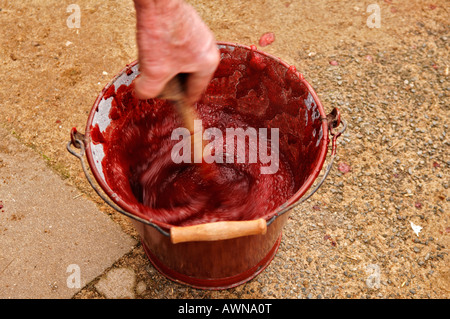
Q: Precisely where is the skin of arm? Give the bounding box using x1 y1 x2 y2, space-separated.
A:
133 0 220 105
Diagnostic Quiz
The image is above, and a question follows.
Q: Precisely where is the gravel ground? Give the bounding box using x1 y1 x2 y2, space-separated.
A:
0 0 448 299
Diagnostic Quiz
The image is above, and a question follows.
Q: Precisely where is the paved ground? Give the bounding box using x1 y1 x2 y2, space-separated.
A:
0 0 448 299
0 127 136 298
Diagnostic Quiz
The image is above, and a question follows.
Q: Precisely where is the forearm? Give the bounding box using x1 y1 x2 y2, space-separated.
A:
133 0 184 11
132 0 219 102
133 0 188 41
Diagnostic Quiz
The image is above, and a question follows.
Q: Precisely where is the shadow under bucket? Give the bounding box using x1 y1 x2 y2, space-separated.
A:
68 42 346 290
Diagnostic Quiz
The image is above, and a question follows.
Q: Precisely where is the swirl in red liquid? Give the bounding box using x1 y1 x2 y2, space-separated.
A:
90 47 315 227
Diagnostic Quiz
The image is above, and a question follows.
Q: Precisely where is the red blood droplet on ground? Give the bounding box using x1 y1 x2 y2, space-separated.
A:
312 205 321 211
0 202 3 210
259 32 275 47
390 7 397 13
55 120 61 124
324 234 337 246
415 202 422 209
433 161 440 168
329 60 339 66
432 64 438 69
429 4 437 10
338 162 351 174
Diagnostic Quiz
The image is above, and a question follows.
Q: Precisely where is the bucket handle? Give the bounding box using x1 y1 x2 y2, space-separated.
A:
67 108 346 244
170 219 267 244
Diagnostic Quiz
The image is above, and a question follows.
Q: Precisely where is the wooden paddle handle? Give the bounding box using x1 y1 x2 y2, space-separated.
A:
170 219 267 244
158 73 204 163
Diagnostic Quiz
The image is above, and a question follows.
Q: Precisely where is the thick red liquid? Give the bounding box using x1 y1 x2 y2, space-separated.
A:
92 47 307 227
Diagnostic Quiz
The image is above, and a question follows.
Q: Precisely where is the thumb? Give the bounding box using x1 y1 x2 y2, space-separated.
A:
134 73 171 100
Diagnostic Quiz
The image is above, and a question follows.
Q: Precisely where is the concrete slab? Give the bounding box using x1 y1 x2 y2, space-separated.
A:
95 267 137 299
0 127 137 298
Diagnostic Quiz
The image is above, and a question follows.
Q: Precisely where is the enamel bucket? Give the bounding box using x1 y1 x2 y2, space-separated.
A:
67 42 345 290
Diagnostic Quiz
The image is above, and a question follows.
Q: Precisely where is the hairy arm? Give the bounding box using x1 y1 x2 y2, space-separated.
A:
133 0 220 104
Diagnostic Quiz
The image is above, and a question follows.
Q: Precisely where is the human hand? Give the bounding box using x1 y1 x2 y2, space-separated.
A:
133 0 220 105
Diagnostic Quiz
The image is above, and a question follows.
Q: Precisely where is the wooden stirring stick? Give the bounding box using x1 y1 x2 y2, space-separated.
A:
158 73 204 164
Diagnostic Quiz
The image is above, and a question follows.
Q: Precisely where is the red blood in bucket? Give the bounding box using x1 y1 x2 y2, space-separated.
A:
94 46 324 227
91 124 106 144
96 82 295 226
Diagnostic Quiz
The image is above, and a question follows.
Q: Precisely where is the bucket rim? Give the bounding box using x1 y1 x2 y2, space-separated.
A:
84 41 329 231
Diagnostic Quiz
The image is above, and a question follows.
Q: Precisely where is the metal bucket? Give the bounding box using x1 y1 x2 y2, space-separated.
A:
67 42 346 290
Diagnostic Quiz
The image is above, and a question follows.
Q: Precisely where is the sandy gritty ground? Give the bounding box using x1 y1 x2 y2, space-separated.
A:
0 0 448 299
